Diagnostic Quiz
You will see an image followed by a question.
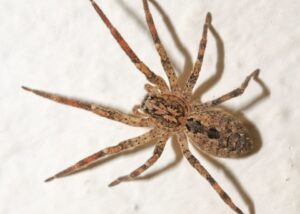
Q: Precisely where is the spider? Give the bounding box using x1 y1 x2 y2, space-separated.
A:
22 0 260 213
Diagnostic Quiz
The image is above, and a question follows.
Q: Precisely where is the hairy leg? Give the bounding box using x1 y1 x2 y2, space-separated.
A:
177 133 244 214
89 0 169 92
203 69 259 106
22 86 150 127
109 135 168 186
184 13 211 99
143 0 178 92
45 129 162 182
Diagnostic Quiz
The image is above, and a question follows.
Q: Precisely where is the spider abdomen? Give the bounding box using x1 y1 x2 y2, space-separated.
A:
186 108 253 157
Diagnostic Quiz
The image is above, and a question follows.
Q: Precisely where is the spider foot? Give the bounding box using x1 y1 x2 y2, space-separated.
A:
108 176 130 187
44 176 56 182
253 68 260 79
21 86 33 92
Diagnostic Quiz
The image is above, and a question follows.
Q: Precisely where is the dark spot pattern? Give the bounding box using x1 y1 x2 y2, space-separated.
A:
206 174 217 185
186 119 204 133
227 133 246 151
207 128 220 139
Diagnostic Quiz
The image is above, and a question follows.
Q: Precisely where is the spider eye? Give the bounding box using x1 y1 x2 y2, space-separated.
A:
207 128 220 139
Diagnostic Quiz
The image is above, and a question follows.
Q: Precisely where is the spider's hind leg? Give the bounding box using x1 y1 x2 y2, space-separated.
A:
177 133 244 214
22 86 150 127
109 136 168 187
203 69 259 106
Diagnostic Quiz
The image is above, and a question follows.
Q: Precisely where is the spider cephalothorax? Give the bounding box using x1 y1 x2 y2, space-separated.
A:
22 1 260 214
141 89 190 131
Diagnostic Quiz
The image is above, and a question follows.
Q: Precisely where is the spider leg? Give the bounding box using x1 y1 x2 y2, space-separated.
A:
45 129 162 182
177 133 244 214
203 69 259 106
184 13 211 99
22 86 150 127
89 0 169 92
109 135 168 187
143 0 178 92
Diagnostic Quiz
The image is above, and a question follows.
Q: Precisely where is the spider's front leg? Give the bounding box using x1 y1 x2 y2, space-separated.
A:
109 135 168 187
22 86 151 127
89 0 169 93
45 129 163 182
177 133 244 214
183 12 212 100
143 0 178 92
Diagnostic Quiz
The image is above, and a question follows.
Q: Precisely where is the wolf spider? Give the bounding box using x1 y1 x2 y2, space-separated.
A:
22 0 260 213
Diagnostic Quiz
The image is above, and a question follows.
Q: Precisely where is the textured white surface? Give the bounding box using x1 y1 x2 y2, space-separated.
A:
1 0 300 213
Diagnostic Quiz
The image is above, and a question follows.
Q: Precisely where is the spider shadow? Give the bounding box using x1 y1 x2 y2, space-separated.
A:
117 1 270 214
